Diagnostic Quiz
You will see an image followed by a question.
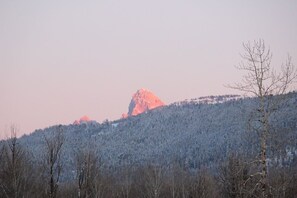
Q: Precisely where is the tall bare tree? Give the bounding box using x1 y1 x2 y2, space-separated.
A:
118 164 134 198
0 126 35 198
43 125 64 198
143 164 165 198
219 154 257 198
75 149 99 198
189 168 218 198
229 39 297 197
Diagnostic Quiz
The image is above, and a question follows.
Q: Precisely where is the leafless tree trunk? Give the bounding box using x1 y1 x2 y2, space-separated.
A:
43 125 64 198
75 147 108 198
143 164 165 198
76 151 96 198
218 154 259 198
0 125 35 198
118 164 134 198
189 168 218 198
166 162 190 198
268 167 292 198
167 164 178 198
229 39 297 198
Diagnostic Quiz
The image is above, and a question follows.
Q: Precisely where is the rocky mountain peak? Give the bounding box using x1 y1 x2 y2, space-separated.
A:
123 88 165 117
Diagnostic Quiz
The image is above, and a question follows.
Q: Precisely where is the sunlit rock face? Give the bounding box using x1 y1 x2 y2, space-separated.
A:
73 115 91 125
124 88 165 117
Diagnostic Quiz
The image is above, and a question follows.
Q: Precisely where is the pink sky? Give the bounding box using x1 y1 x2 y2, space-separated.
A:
1 0 297 138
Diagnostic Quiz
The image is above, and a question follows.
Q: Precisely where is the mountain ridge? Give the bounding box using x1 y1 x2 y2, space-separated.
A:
122 88 165 118
3 91 295 185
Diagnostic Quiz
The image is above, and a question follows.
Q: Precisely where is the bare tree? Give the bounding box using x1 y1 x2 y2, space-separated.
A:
43 125 64 198
219 154 259 198
166 163 179 198
166 162 190 198
142 164 166 198
75 148 100 198
118 164 134 198
0 125 35 198
229 39 297 198
268 167 292 198
189 168 218 198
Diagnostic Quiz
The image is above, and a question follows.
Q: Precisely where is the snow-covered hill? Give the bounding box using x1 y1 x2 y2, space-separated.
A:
172 94 243 106
14 92 297 180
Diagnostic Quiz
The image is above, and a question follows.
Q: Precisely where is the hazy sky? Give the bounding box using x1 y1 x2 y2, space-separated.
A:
1 0 296 138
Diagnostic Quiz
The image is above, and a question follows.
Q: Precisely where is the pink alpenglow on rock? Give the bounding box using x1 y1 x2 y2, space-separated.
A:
73 115 91 125
122 88 165 118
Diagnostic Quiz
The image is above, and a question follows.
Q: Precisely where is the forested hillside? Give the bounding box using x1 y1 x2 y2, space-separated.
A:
1 93 297 197
19 93 297 169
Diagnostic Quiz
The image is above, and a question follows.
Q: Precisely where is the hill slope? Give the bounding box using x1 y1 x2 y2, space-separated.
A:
17 93 297 179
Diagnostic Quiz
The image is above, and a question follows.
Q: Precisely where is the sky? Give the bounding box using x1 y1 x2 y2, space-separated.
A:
0 0 297 138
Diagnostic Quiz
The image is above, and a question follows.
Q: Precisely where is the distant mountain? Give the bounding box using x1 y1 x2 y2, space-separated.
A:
14 92 297 181
122 88 165 118
73 115 92 125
